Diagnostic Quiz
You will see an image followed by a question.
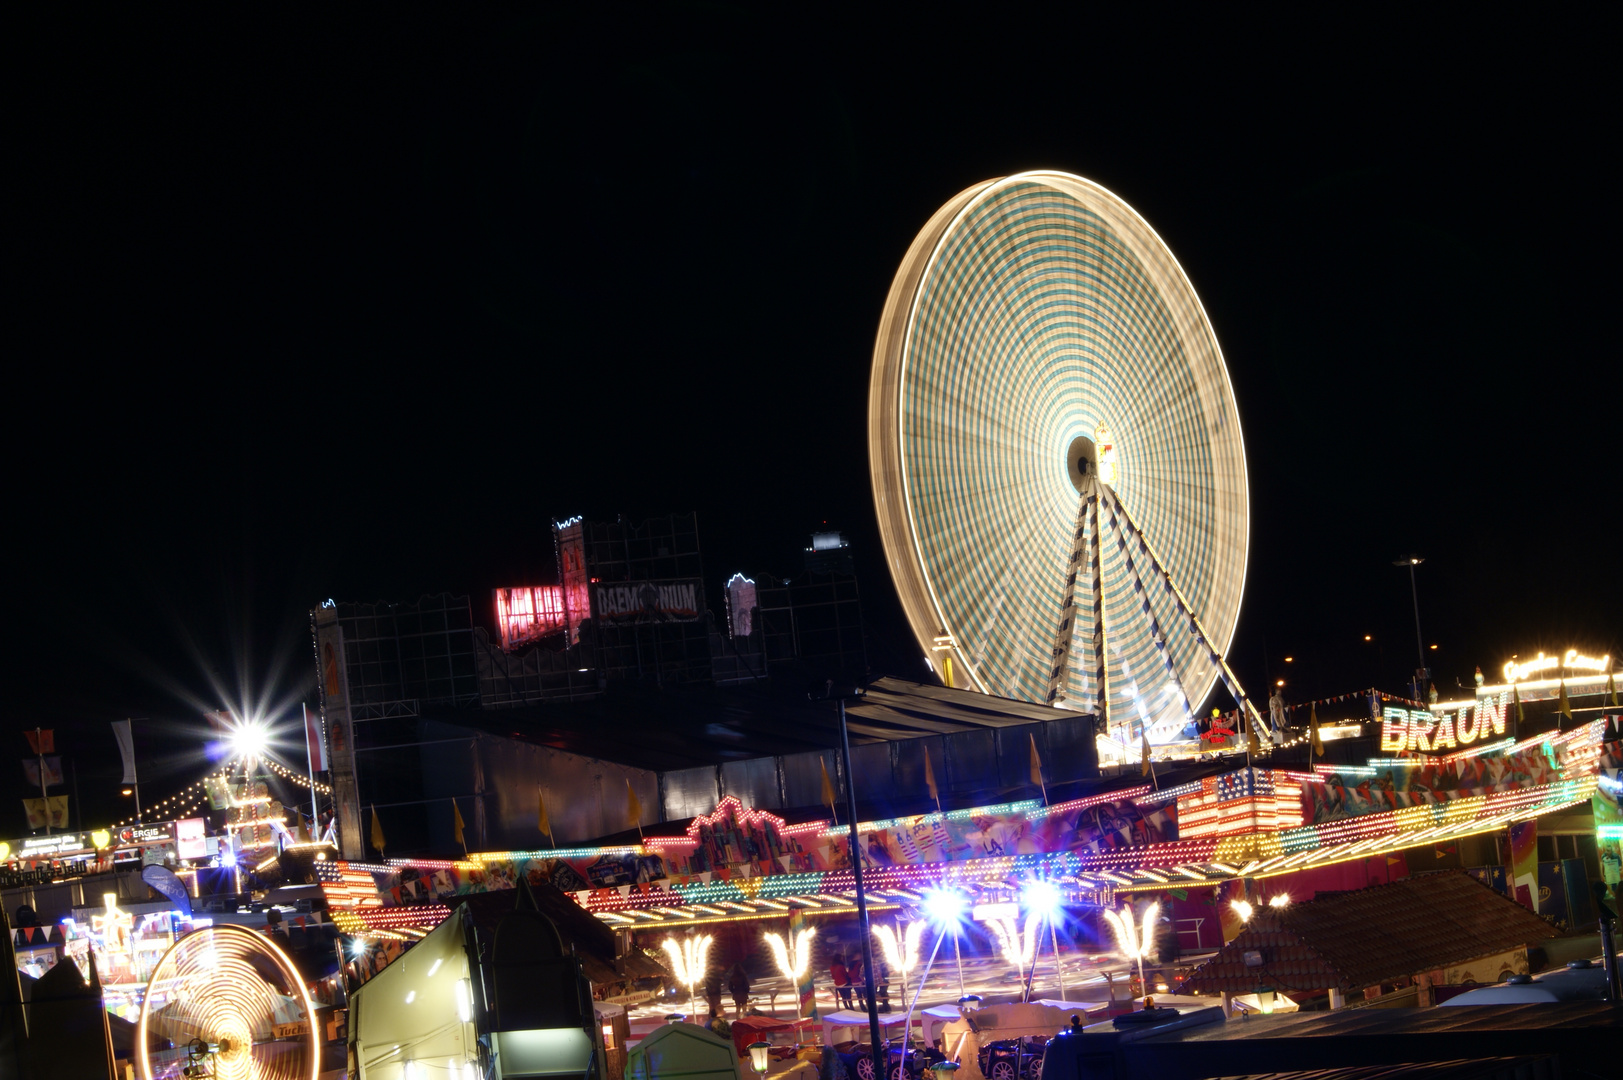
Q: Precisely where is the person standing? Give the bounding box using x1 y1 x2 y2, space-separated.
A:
831 954 853 1009
849 953 868 1011
728 961 751 1017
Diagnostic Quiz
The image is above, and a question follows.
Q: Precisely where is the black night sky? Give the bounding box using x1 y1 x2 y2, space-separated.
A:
7 9 1618 830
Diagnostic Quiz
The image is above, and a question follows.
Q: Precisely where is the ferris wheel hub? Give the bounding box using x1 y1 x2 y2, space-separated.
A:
1066 435 1098 493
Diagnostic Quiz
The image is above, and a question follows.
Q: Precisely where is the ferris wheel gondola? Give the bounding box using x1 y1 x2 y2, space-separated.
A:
869 171 1265 748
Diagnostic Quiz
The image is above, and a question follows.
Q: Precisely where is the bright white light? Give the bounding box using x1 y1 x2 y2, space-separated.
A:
1022 879 1063 919
227 720 270 762
871 921 926 976
1102 902 1160 961
1268 894 1291 908
404 1061 418 1080
405 990 416 1004
764 927 817 981
428 958 443 976
1231 899 1254 923
922 888 969 929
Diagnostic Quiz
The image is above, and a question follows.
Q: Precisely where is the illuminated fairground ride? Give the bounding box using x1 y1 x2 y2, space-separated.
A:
136 924 320 1080
315 711 1615 941
869 171 1265 759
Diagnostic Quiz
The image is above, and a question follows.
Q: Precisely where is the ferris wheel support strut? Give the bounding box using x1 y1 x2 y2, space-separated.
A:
1102 491 1195 737
1100 486 1268 742
1045 492 1097 705
1089 491 1110 733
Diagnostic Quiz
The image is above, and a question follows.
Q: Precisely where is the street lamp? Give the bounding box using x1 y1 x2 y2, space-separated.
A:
747 1041 773 1075
928 1062 962 1080
1392 556 1428 699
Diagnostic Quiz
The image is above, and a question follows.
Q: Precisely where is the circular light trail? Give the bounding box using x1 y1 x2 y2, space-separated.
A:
870 171 1247 738
137 923 319 1080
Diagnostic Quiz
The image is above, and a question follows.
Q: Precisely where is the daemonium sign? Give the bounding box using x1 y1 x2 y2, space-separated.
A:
1381 699 1509 754
590 579 703 625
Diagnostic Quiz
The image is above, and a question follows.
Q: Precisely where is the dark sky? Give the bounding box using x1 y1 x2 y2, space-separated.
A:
7 8 1618 830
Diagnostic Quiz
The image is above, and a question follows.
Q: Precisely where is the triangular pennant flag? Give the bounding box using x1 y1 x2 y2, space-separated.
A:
452 799 466 848
369 805 386 857
626 779 643 830
538 788 553 842
1029 732 1044 786
1608 670 1618 707
820 758 838 822
1513 683 1525 731
1140 734 1153 777
923 745 940 812
1557 679 1573 721
1310 702 1324 758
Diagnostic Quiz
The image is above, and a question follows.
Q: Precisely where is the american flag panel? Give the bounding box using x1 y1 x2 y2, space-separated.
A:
1178 769 1303 838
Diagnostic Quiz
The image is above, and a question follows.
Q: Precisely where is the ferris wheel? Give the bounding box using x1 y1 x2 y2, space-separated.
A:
136 923 320 1080
869 171 1264 748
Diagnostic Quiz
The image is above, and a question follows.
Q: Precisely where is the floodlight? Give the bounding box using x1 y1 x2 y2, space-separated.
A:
922 887 968 928
1231 899 1254 923
1022 879 1062 918
1267 894 1290 908
228 720 270 762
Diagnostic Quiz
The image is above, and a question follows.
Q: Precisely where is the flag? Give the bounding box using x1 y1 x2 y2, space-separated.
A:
626 779 643 829
1140 734 1152 777
22 796 69 830
538 788 553 841
452 799 466 847
923 746 939 811
1029 733 1044 786
820 758 838 820
23 729 54 755
1310 703 1324 758
22 757 64 790
1609 670 1618 707
1557 679 1573 721
370 805 386 855
111 720 138 784
1513 683 1525 730
303 704 329 772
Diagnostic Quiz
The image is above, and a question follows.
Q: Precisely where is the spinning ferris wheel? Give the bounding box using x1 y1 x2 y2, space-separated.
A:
136 924 320 1080
869 171 1265 748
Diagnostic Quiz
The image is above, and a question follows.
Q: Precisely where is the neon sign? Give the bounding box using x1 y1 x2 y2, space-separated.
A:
1380 700 1508 753
1502 650 1610 684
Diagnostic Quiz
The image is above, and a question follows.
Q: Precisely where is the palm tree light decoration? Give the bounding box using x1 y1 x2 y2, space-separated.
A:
872 920 927 1007
987 915 1042 999
1102 902 1160 1003
662 934 714 1018
764 927 817 1017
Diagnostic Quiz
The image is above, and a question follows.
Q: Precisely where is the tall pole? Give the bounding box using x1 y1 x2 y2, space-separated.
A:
35 728 49 835
303 705 321 831
1394 556 1427 698
839 698 885 1080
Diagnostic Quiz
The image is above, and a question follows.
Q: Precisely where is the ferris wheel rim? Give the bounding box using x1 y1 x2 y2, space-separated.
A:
135 921 321 1080
870 170 1249 718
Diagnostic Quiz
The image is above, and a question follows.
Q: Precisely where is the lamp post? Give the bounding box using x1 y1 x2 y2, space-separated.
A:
747 1041 773 1076
1392 556 1427 699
